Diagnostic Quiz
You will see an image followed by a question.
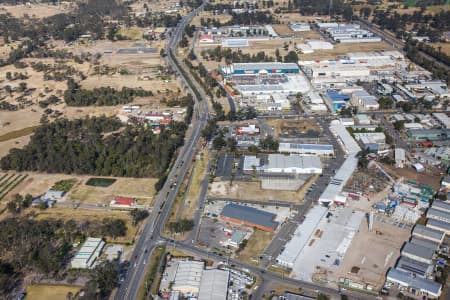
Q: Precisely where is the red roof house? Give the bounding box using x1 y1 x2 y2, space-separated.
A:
110 196 137 208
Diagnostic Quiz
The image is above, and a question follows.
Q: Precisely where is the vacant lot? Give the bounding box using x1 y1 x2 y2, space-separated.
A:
26 284 80 300
235 229 273 266
272 25 322 39
336 217 410 289
0 3 72 18
191 11 232 26
431 43 450 57
383 164 441 190
300 42 395 60
69 177 157 206
266 118 321 138
209 179 313 203
33 207 139 243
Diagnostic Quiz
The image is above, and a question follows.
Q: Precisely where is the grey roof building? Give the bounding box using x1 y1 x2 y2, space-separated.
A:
220 203 279 231
412 224 445 243
426 218 450 234
409 236 440 252
387 268 442 298
396 256 434 278
431 201 450 213
427 208 450 223
401 242 435 264
198 269 230 300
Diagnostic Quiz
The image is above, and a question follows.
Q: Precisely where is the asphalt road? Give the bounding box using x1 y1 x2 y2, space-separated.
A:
114 3 209 300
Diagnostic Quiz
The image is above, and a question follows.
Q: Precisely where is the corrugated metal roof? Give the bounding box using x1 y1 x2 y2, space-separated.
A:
427 208 450 222
402 242 434 260
387 268 441 296
431 201 450 212
413 224 445 241
409 236 440 251
220 204 278 230
266 154 321 170
198 269 229 300
233 62 299 71
396 256 434 277
427 218 450 231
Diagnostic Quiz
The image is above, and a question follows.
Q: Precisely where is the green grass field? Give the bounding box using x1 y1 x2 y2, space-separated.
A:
26 284 80 300
403 0 417 6
85 177 116 187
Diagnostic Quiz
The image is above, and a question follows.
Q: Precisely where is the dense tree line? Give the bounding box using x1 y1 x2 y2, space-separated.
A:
278 0 352 18
200 46 275 63
64 79 153 106
1 116 188 178
0 216 126 296
226 11 278 25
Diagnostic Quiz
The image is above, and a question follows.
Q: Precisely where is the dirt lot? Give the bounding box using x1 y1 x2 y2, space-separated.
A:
2 173 157 206
271 25 322 39
335 217 410 289
209 178 315 203
300 42 395 60
431 43 450 57
191 11 233 26
0 3 73 18
235 229 274 266
25 284 80 300
266 118 322 138
383 164 441 190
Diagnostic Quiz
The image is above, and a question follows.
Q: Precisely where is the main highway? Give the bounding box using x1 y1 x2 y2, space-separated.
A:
114 2 208 299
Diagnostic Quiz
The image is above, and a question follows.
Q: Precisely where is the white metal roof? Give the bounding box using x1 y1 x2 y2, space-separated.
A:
198 269 229 300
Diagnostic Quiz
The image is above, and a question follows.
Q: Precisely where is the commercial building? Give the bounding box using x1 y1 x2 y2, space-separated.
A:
396 256 434 278
71 237 105 269
427 208 450 223
172 260 204 296
265 154 322 174
227 230 247 248
432 113 450 129
290 23 310 31
220 203 279 232
431 200 450 214
386 268 442 298
198 269 230 300
301 61 371 87
403 81 450 100
276 206 327 268
319 120 360 205
409 236 440 252
222 38 249 48
222 62 300 76
426 218 450 235
395 148 406 168
243 154 322 174
354 132 386 152
278 143 334 156
412 224 445 244
199 34 214 43
401 242 435 264
354 114 371 125
326 25 381 43
346 51 404 61
406 129 449 141
350 90 379 111
236 124 259 135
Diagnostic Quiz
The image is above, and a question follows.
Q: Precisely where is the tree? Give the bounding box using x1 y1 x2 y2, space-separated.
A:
130 209 149 226
378 97 394 109
213 135 227 150
284 50 298 63
393 120 405 131
260 135 279 151
89 260 119 297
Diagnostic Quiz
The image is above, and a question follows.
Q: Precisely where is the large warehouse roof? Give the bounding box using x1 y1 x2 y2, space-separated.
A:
330 121 361 154
431 200 450 213
427 208 450 222
412 224 445 241
409 236 440 252
427 218 450 232
278 143 334 153
266 154 321 170
198 269 229 300
387 268 441 297
276 206 327 268
232 62 299 71
172 260 204 291
221 203 278 230
396 256 433 277
402 242 435 261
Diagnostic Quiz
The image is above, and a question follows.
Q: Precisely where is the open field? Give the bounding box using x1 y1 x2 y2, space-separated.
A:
209 179 314 203
191 12 233 26
300 41 395 60
266 118 321 138
335 216 410 289
25 284 80 300
271 25 322 39
0 3 73 18
69 177 157 207
182 148 209 220
431 43 450 57
0 125 39 143
382 164 441 190
117 27 144 40
235 229 273 266
32 207 139 243
0 173 28 201
0 134 31 158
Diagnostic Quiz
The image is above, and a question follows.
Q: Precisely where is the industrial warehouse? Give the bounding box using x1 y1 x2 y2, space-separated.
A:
242 154 322 174
220 203 279 232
